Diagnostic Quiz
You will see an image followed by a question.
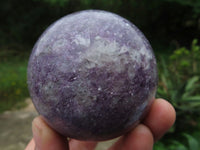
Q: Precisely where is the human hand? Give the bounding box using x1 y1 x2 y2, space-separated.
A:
25 98 176 150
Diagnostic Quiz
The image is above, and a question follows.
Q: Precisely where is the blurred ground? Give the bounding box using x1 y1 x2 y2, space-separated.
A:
0 98 37 150
0 98 117 150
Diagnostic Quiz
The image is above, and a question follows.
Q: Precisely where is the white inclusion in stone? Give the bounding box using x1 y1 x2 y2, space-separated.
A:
56 108 60 112
82 36 153 73
82 37 132 73
52 39 68 53
128 41 153 71
95 36 101 40
140 46 153 70
43 81 53 91
83 37 121 70
98 87 102 91
125 23 130 27
35 35 50 56
73 35 90 47
73 77 77 80
140 45 153 60
42 81 58 103
57 61 69 73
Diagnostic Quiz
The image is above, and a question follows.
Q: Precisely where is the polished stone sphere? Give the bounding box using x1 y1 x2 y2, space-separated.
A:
27 10 157 141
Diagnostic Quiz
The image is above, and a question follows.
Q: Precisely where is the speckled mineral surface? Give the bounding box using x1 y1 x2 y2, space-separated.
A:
27 10 158 141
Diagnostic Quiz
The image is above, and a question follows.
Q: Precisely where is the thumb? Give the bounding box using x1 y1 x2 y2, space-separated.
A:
32 116 69 150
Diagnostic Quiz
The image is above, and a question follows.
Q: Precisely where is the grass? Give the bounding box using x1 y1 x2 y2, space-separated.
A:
0 50 30 113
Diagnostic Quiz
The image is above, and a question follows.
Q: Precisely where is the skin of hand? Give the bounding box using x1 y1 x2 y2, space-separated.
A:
25 98 176 150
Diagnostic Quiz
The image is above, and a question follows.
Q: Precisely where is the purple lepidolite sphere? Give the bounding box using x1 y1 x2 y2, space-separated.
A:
27 10 157 141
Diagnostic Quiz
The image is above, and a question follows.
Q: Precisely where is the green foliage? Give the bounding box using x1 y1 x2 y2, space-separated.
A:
183 133 199 150
154 140 188 150
0 51 29 113
165 0 200 14
34 0 69 6
170 39 200 79
154 133 199 150
157 39 200 147
157 39 200 104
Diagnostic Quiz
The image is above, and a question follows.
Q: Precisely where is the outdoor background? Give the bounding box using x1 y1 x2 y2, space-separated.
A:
0 0 200 149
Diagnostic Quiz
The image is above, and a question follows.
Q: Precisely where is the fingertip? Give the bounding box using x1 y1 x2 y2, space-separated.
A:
32 117 44 149
25 139 35 150
157 98 176 125
143 98 176 140
69 139 98 150
124 124 154 150
32 116 68 150
109 124 154 150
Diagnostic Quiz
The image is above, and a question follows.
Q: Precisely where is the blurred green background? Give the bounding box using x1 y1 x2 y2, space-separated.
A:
0 0 200 149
